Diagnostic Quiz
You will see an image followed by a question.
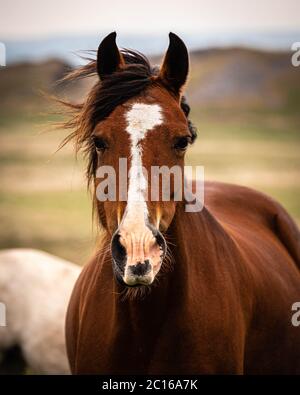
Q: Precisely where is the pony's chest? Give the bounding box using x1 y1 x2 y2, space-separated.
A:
77 312 235 374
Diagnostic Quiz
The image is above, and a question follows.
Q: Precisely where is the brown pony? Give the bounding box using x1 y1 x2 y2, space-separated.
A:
65 32 300 374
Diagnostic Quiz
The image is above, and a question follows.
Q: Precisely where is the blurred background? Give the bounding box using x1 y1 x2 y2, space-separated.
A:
0 0 300 264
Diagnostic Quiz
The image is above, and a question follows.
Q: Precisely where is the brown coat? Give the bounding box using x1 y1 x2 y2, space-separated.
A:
66 181 300 374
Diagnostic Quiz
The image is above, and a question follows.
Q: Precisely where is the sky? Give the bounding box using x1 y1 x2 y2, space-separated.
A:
0 0 300 40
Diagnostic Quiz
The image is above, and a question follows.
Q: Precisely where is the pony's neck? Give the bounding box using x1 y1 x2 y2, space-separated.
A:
166 202 224 278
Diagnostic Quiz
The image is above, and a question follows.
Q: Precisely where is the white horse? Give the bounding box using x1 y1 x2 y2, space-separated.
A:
0 249 81 374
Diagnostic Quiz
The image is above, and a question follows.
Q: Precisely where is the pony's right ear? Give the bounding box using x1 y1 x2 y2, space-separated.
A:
158 33 189 96
97 32 124 80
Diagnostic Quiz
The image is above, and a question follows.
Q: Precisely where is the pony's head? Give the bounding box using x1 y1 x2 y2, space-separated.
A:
63 32 196 287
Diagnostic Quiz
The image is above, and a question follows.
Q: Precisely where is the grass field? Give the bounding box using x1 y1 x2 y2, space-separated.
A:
0 108 299 264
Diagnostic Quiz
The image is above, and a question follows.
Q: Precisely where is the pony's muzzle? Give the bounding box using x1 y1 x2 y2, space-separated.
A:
111 227 166 287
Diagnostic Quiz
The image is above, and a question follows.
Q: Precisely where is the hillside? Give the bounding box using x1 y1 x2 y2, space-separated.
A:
187 48 300 111
0 47 299 120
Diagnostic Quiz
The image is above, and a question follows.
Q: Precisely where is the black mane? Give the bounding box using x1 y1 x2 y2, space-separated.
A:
60 49 197 183
92 50 154 126
86 49 197 140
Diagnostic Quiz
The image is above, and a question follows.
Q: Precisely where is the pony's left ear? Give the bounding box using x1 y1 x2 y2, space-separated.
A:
97 32 124 80
158 33 189 96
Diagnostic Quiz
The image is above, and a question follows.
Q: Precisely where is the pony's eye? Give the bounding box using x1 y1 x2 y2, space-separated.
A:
174 136 190 151
94 137 108 152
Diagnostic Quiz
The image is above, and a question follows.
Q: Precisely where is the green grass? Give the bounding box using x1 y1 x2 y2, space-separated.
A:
0 189 94 264
0 109 299 264
0 117 95 264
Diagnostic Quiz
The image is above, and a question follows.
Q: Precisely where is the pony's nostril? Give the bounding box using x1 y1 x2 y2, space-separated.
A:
111 232 127 272
154 231 167 259
146 223 167 257
129 260 151 276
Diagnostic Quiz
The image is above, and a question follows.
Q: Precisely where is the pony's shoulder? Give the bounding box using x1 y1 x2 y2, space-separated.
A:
203 180 300 266
204 180 281 212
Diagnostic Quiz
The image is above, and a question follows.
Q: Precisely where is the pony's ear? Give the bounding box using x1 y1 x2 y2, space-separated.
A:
97 32 124 80
158 33 189 96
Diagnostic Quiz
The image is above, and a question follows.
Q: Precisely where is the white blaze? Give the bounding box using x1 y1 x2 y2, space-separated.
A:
122 103 163 226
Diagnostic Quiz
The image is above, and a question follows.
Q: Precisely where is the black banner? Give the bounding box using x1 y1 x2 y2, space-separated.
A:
0 375 298 393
